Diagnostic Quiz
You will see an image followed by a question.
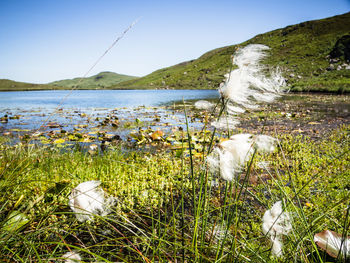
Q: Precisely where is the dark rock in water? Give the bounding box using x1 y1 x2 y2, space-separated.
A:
330 34 350 62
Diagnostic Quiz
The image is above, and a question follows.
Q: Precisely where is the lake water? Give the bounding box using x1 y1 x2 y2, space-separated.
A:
0 90 349 146
0 89 219 141
0 89 219 110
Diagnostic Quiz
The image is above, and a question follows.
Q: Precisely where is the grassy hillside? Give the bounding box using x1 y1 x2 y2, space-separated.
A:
114 12 350 92
0 72 138 91
0 79 61 91
50 71 138 89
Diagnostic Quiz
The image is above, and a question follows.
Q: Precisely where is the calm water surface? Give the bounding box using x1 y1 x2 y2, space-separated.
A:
0 90 219 137
0 90 349 145
0 89 219 110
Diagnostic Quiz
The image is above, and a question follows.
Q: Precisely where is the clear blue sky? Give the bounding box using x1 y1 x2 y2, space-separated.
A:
1 0 349 83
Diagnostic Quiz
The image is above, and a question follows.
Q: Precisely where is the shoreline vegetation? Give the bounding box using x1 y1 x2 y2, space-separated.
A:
1 44 349 263
1 12 350 93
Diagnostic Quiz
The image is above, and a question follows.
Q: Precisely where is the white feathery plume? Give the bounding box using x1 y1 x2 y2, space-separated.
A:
226 102 245 114
61 251 81 262
69 181 115 222
194 100 214 110
233 44 270 69
211 115 240 130
214 44 285 131
207 133 276 181
262 201 292 257
314 230 350 258
255 135 277 152
219 44 285 108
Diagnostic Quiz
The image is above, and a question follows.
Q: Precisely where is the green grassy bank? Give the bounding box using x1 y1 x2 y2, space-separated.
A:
0 123 348 262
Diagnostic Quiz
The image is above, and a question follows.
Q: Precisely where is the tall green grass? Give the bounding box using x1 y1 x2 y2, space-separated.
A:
0 113 349 262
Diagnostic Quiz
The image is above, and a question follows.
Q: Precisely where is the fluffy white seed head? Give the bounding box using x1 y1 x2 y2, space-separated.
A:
255 135 277 152
262 201 292 257
194 100 214 110
207 133 277 181
61 251 81 262
211 115 240 130
233 44 270 69
69 181 115 222
218 44 286 116
271 237 284 258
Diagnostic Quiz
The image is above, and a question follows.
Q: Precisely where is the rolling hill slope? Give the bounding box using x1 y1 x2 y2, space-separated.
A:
0 79 60 91
114 12 350 92
50 71 138 89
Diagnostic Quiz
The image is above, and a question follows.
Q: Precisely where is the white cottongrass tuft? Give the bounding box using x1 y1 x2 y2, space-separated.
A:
254 135 277 152
194 100 214 110
69 181 115 222
213 44 285 131
211 115 240 130
314 230 350 258
207 133 276 181
61 251 81 262
262 201 292 257
219 44 285 109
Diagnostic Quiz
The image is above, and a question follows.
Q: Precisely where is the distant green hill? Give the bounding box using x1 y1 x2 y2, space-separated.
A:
0 79 60 91
50 71 138 89
114 12 350 93
0 72 138 91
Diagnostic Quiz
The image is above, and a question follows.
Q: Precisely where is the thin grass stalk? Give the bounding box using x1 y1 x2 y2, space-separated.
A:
180 133 186 263
170 185 177 262
337 203 350 262
156 189 163 261
183 100 200 260
3 245 25 262
276 140 314 252
205 99 228 156
229 151 256 262
214 180 230 261
199 170 211 263
183 100 196 208
193 172 205 261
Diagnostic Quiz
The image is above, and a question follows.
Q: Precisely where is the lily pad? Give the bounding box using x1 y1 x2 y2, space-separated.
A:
53 138 66 144
151 130 164 141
